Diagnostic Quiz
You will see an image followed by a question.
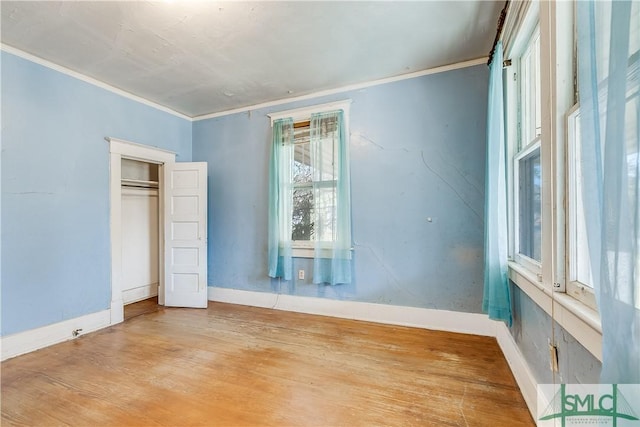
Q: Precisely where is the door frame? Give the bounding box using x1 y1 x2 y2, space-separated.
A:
108 137 175 325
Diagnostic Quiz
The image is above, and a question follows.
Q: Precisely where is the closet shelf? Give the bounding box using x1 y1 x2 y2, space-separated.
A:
121 178 159 189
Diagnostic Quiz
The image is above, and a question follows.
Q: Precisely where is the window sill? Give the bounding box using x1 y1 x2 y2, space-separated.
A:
292 247 314 258
508 261 602 361
291 246 354 259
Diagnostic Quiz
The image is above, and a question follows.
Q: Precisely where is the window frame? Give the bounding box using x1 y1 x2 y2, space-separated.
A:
291 121 317 246
508 24 543 277
513 138 542 272
290 119 340 248
565 104 598 310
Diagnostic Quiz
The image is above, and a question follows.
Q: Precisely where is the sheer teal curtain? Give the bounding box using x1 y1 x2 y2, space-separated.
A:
483 41 512 326
577 0 639 384
268 118 294 280
310 111 352 285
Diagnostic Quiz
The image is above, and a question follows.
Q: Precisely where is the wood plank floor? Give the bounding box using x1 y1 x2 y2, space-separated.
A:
124 297 161 321
1 302 534 427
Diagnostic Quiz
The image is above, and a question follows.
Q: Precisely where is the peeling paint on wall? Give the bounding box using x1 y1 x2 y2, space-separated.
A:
510 285 602 384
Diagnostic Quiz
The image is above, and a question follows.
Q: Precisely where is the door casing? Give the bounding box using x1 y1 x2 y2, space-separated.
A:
108 137 175 325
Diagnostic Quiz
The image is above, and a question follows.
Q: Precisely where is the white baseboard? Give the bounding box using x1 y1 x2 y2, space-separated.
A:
1 309 112 361
208 287 497 337
123 283 158 305
110 297 124 325
495 322 537 420
208 287 537 419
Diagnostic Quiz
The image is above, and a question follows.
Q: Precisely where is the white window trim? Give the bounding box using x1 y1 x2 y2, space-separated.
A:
268 99 351 126
291 242 348 259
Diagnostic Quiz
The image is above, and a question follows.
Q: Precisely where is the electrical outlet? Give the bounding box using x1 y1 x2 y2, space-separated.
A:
298 270 305 280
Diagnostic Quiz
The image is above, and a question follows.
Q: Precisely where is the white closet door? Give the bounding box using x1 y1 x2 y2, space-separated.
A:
164 162 208 308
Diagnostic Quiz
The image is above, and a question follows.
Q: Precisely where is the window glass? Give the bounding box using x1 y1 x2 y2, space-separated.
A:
518 147 542 261
520 29 542 150
568 1 639 308
291 119 339 243
292 126 314 241
514 28 543 265
572 112 594 287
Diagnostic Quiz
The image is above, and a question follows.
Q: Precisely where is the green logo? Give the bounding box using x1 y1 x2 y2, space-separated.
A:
538 384 639 427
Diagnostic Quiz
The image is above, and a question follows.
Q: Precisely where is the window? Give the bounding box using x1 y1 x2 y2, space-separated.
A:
516 144 541 262
291 118 339 246
566 106 597 309
520 29 542 148
513 27 542 268
567 0 640 311
291 121 314 242
267 101 353 285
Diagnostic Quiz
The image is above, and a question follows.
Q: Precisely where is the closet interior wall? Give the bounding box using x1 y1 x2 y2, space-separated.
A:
120 158 160 305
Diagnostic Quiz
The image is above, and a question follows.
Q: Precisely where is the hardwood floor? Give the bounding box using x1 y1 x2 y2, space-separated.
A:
1 302 534 426
124 297 161 320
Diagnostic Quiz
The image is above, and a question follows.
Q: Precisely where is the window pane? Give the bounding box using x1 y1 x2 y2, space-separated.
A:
521 49 531 149
292 118 339 243
520 29 541 149
519 147 542 261
293 141 313 184
572 112 594 286
316 134 337 182
292 187 314 241
314 186 336 242
534 34 541 137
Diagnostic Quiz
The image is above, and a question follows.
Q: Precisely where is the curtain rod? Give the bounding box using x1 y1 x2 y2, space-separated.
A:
487 0 510 66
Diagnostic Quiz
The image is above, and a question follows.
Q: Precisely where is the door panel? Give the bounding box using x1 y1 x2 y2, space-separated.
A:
164 162 208 308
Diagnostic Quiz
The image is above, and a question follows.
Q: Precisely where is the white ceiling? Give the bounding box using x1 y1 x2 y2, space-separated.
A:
1 1 502 118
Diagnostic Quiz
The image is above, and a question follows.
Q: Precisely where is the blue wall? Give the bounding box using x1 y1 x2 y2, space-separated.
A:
1 51 192 336
193 65 489 312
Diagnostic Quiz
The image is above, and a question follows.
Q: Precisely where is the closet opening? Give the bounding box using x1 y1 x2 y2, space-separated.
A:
120 158 161 317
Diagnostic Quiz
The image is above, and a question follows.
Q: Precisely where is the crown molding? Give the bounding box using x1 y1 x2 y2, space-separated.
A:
1 44 192 121
2 43 487 123
192 57 488 121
